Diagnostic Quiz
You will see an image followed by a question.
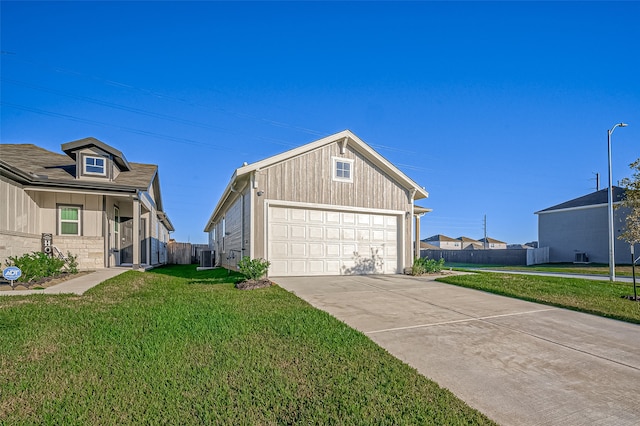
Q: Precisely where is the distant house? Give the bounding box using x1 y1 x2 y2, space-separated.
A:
478 237 507 249
0 138 174 270
422 234 461 250
457 236 482 249
203 130 429 276
419 241 440 250
535 187 629 263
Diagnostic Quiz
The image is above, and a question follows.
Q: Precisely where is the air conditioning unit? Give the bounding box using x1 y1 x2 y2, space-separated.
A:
200 250 214 267
574 252 589 263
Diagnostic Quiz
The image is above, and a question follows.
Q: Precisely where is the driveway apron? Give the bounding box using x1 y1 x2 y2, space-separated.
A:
273 274 640 426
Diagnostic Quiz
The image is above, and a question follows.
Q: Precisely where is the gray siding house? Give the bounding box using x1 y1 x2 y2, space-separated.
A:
535 187 629 264
204 130 429 276
0 138 174 270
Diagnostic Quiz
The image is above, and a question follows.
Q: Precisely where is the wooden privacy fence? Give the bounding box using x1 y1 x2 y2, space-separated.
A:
167 242 210 265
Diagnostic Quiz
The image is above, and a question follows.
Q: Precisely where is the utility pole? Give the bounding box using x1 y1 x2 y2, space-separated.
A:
592 172 600 191
483 214 487 249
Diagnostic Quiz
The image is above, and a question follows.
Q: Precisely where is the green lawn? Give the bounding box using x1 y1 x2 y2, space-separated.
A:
449 262 635 277
0 265 494 425
437 272 640 324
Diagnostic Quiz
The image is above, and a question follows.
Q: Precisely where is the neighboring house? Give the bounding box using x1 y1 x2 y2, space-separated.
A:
478 237 507 249
422 234 461 250
535 187 629 264
0 138 174 270
457 236 482 249
419 241 439 250
204 130 429 276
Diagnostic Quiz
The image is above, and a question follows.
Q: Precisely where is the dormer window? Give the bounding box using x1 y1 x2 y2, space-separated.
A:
84 156 106 176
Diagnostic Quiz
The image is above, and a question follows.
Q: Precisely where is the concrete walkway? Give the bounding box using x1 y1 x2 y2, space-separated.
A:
0 268 128 296
274 274 640 426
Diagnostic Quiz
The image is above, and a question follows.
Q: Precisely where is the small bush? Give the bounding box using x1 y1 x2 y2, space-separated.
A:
412 257 445 275
64 252 79 274
238 256 271 281
6 252 66 282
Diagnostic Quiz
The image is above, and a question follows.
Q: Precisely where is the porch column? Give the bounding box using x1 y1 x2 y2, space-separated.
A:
415 214 421 260
133 197 141 269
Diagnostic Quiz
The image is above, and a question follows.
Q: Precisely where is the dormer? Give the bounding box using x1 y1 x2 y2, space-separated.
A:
61 137 131 181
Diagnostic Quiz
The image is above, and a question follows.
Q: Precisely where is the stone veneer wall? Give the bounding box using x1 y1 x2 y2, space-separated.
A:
53 236 105 270
0 230 41 265
0 231 104 271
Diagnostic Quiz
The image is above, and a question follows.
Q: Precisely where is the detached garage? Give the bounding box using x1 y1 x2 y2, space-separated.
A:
204 130 428 277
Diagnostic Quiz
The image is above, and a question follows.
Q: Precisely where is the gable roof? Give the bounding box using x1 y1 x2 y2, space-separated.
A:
478 237 507 244
205 130 429 231
237 130 428 199
457 236 480 243
0 143 157 191
535 187 626 214
419 241 440 249
422 234 458 242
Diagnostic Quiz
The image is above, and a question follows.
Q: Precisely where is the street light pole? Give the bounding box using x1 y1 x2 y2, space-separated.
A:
607 122 628 282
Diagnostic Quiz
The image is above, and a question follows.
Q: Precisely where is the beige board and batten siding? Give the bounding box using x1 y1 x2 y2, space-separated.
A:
252 142 412 270
0 177 42 261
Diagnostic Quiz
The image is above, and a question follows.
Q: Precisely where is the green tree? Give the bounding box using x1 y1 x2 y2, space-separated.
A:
618 158 640 244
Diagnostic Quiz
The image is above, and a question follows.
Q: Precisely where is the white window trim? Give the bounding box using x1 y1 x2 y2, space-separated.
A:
84 155 107 176
332 156 354 183
58 204 82 236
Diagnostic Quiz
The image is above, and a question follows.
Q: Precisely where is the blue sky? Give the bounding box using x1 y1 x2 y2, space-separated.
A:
2 1 638 244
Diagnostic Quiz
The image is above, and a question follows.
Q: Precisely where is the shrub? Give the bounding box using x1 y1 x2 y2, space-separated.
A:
64 252 79 274
412 257 445 275
237 256 271 281
5 252 66 282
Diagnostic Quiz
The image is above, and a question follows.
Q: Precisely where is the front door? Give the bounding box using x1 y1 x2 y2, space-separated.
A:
121 218 134 264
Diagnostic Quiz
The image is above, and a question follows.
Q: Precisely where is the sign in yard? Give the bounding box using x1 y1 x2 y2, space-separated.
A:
3 266 22 289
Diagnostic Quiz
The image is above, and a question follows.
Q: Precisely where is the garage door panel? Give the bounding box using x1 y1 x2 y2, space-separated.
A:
290 243 307 257
341 228 355 240
342 213 355 224
326 228 341 240
270 260 288 276
270 242 288 257
372 230 385 241
290 225 306 239
271 224 288 239
309 226 323 239
268 206 399 277
342 244 357 256
309 243 324 257
309 210 324 222
326 244 340 256
326 212 341 224
290 209 307 222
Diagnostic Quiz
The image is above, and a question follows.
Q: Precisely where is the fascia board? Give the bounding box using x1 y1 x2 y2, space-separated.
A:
204 170 241 232
534 202 622 215
234 129 429 199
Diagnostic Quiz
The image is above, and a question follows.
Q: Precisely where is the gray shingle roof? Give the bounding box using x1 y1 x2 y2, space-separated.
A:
536 187 626 213
423 234 458 242
0 143 156 190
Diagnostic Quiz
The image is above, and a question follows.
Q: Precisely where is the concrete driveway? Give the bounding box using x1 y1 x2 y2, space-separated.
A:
274 273 640 426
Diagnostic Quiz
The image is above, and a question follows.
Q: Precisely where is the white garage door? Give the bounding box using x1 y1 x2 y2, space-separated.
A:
268 205 399 276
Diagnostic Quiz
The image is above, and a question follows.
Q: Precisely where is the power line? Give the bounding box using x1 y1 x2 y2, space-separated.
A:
1 101 245 154
1 52 420 156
